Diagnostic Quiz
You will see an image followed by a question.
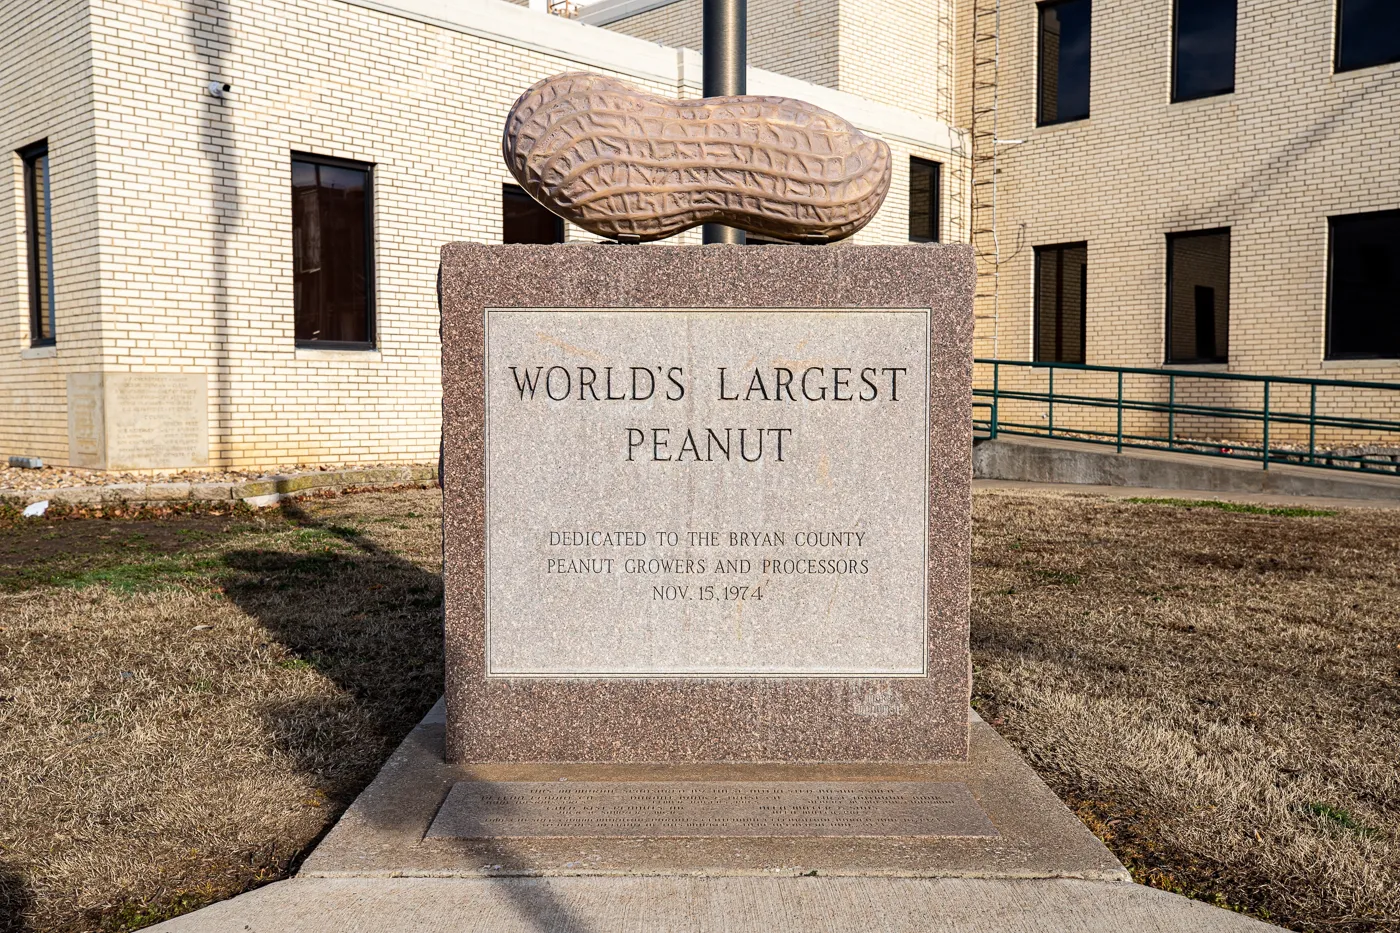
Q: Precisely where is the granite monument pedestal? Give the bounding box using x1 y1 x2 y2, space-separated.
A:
440 243 974 765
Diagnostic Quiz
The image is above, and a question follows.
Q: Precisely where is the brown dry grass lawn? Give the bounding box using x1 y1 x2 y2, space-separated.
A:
0 490 444 932
973 491 1400 932
0 486 1396 932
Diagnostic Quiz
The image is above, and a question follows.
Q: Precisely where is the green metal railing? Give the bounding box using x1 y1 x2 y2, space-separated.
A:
972 359 1400 475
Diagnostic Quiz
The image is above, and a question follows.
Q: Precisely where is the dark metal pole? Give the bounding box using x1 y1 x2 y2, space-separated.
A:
702 0 746 245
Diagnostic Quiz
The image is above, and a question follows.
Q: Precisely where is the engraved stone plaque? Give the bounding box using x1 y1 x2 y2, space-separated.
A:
105 373 209 470
66 372 209 470
426 781 999 839
485 309 929 678
66 374 106 469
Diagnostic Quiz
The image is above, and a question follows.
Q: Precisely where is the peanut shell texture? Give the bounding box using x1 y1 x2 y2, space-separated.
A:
502 72 892 243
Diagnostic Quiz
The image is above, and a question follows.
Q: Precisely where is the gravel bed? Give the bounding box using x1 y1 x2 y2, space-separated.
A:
0 462 425 492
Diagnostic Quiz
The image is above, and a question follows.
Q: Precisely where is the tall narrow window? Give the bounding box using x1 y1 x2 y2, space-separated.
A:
1173 0 1236 101
1038 0 1091 126
1328 209 1400 359
1166 229 1230 364
291 153 374 347
908 158 941 242
1034 243 1088 363
21 141 55 346
1336 0 1400 72
503 184 564 243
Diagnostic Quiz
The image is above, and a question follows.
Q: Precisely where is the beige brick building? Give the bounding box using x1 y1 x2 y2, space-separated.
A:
948 0 1400 445
4 0 1395 469
0 0 965 470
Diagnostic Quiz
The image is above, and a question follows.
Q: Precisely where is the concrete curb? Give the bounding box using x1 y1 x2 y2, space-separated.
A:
0 465 438 510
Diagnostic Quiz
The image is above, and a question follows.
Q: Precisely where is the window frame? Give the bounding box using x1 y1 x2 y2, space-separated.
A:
1326 208 1400 360
1170 0 1236 103
20 140 55 348
1164 227 1231 365
1033 241 1088 364
1036 0 1092 127
908 157 942 243
290 151 377 351
1334 0 1400 74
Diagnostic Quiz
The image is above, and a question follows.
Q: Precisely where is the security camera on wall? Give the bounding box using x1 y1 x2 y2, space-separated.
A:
207 81 232 99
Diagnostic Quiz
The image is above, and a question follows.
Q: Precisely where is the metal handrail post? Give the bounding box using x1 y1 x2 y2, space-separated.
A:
991 362 1000 438
1116 370 1123 453
1262 380 1271 470
1308 383 1317 465
1047 366 1055 437
1167 374 1175 450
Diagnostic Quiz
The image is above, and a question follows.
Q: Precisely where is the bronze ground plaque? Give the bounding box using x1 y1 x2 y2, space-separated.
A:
425 781 999 839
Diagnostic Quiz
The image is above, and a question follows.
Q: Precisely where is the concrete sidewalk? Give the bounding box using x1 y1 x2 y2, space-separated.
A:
148 875 1281 932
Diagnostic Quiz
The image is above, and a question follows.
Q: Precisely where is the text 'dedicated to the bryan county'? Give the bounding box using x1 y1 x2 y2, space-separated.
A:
483 309 930 677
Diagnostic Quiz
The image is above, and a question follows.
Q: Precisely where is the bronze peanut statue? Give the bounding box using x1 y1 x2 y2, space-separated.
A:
503 72 892 243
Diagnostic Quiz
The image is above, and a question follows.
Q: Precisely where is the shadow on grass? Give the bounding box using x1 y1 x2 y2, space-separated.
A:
218 498 596 933
219 499 445 801
0 865 31 933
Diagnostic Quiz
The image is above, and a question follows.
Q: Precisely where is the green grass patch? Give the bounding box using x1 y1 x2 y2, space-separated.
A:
1125 497 1336 518
277 658 315 671
1303 802 1375 836
16 555 224 593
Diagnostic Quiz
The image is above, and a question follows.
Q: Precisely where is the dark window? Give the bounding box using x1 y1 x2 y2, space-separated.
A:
1166 229 1230 363
292 153 374 347
1173 0 1236 101
503 184 564 243
1038 0 1091 126
21 141 54 346
1034 243 1087 363
908 158 941 242
1328 209 1400 359
1336 0 1400 72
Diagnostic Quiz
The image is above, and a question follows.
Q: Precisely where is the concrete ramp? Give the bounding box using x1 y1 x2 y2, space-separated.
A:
974 436 1400 501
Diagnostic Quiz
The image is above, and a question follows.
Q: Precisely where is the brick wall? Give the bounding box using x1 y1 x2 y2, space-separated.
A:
968 0 1400 446
598 0 841 94
595 0 955 122
0 0 101 465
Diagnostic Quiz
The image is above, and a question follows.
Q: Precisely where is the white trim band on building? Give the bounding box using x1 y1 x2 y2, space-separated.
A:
578 0 684 26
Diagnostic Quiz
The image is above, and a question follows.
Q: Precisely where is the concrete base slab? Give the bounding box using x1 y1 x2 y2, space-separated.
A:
146 875 1283 932
147 702 1287 932
299 702 1128 881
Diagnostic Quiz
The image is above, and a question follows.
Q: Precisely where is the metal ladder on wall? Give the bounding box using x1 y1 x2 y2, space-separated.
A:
969 0 1001 357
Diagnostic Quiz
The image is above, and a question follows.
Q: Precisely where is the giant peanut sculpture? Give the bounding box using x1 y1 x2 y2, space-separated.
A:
503 72 892 243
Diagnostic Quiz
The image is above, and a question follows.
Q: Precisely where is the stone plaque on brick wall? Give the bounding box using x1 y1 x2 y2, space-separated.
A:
67 373 209 470
442 244 973 763
485 309 928 677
